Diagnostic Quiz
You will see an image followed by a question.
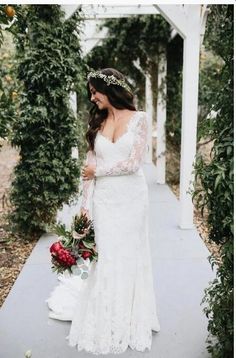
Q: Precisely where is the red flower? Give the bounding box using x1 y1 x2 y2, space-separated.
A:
59 248 76 265
50 242 76 266
79 241 85 249
82 251 92 259
50 241 63 254
49 212 96 275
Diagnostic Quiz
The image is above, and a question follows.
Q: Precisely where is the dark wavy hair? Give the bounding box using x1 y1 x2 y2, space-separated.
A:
85 68 137 151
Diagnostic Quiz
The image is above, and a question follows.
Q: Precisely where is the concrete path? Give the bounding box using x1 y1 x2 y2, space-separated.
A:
0 163 216 358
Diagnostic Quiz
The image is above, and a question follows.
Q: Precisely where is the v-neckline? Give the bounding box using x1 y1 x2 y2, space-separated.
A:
97 111 139 145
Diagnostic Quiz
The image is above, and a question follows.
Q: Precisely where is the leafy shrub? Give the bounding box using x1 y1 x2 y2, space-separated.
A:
8 5 85 239
0 6 19 145
192 5 233 357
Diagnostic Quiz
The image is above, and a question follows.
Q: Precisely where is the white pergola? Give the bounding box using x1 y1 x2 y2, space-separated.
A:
62 4 209 230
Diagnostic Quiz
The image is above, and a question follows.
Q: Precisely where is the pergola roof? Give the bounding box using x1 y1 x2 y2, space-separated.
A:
81 4 160 18
63 5 162 56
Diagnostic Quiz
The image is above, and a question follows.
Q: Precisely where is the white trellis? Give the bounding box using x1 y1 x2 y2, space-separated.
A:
62 4 209 230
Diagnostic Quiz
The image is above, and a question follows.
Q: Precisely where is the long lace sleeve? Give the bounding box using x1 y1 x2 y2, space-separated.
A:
81 150 96 213
95 112 148 177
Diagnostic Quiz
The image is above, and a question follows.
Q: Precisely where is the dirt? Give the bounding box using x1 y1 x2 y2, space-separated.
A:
0 140 38 307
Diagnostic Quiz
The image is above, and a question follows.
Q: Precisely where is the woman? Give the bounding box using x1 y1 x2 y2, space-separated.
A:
47 68 161 354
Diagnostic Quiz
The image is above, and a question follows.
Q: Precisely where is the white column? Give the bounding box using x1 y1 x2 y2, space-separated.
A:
155 5 208 229
70 91 79 160
179 32 200 229
145 72 153 163
156 44 167 184
69 91 77 115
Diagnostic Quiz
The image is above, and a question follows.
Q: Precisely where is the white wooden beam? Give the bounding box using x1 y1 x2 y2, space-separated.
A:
155 4 209 228
199 5 210 47
145 72 153 164
61 5 80 20
80 21 108 56
179 30 201 229
69 92 77 115
154 4 188 38
70 91 79 160
133 58 153 164
81 5 159 19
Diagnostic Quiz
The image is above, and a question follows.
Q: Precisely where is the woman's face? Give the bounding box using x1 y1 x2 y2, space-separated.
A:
89 84 110 110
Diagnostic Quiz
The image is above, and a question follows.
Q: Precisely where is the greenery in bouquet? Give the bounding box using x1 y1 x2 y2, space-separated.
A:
49 213 97 279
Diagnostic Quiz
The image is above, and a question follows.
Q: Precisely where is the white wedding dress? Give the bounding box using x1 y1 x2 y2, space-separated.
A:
46 110 161 354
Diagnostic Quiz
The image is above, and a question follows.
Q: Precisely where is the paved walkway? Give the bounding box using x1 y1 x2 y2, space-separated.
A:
0 164 216 358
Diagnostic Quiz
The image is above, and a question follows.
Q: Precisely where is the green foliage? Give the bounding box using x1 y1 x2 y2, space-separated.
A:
192 5 233 357
0 32 18 145
85 15 171 108
198 51 224 141
166 34 183 147
0 5 19 145
0 5 13 47
99 15 170 71
8 5 86 239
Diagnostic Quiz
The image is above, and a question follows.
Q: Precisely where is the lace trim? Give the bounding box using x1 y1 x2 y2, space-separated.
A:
66 260 159 354
95 111 148 177
97 110 138 144
80 150 96 212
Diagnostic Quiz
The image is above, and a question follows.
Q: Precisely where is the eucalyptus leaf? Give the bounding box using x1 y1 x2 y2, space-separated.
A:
77 257 84 265
71 266 81 275
82 241 95 249
81 272 89 280
81 264 89 271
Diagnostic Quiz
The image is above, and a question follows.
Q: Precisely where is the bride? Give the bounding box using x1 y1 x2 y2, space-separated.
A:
46 67 161 355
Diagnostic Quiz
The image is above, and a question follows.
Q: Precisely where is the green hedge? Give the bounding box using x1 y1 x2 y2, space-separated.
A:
192 5 233 357
0 6 18 145
8 5 85 239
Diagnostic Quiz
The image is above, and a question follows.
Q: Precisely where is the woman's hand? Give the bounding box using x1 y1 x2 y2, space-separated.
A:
81 163 96 180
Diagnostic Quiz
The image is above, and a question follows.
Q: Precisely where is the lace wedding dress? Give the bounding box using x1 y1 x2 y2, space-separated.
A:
46 110 161 354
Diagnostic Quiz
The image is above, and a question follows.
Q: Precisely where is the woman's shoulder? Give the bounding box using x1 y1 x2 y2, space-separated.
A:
136 110 147 122
136 110 147 115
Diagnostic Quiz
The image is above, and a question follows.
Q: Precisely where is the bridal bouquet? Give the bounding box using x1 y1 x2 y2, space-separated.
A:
49 213 98 279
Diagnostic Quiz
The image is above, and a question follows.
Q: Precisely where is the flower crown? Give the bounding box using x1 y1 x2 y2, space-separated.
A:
87 70 132 93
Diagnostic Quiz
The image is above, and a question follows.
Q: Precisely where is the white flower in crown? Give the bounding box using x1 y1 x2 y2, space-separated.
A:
87 70 132 93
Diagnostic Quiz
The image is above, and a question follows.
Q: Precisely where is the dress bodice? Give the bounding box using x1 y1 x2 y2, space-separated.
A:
94 111 148 177
94 111 142 167
80 110 148 211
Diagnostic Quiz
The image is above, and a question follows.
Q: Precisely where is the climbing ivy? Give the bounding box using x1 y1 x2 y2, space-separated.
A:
8 5 86 239
192 5 233 357
0 5 15 46
85 15 171 110
0 5 18 146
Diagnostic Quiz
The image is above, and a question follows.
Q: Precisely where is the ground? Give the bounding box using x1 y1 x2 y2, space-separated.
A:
0 138 221 308
0 140 38 307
